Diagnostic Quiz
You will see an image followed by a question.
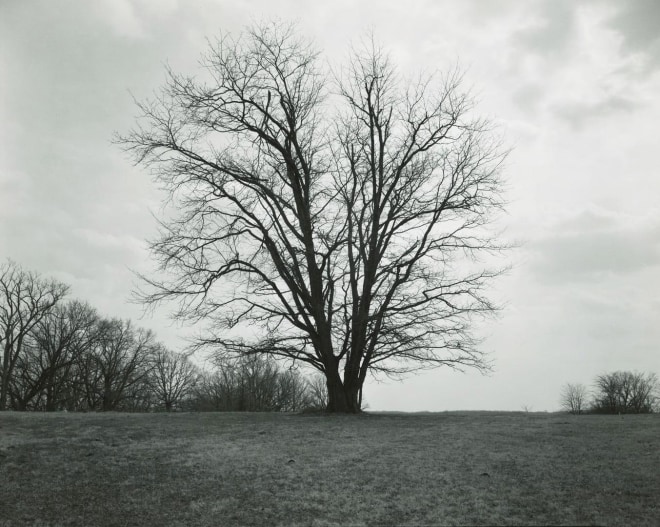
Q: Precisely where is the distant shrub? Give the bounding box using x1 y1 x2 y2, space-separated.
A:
560 383 588 415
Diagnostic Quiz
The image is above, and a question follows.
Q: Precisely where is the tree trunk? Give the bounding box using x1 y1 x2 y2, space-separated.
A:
45 384 57 412
0 344 12 410
102 385 114 411
325 369 361 413
14 398 28 411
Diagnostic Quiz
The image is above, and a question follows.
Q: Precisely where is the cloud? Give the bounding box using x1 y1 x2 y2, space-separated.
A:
528 208 660 284
502 0 657 126
92 0 147 40
551 94 639 129
606 0 660 70
73 228 145 254
501 2 584 116
513 0 578 58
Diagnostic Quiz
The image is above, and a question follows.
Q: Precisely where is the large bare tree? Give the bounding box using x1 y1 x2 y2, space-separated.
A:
0 260 69 410
82 318 156 411
122 23 506 412
151 346 200 411
9 300 98 411
592 371 658 414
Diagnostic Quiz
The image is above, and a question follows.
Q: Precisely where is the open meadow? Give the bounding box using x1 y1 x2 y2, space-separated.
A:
1 411 659 526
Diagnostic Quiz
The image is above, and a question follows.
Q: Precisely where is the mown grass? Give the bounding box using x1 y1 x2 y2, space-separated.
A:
1 411 658 526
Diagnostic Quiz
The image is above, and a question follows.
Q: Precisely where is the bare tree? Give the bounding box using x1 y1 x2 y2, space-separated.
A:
560 382 588 415
191 371 233 411
235 355 281 411
592 371 658 414
276 368 314 411
306 374 329 411
151 346 199 411
189 355 319 412
8 300 98 410
81 318 156 411
121 23 506 412
0 260 69 410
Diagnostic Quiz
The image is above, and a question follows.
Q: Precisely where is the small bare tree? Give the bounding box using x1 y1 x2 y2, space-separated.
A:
560 383 588 415
276 368 312 411
306 374 329 411
0 260 69 410
121 22 506 412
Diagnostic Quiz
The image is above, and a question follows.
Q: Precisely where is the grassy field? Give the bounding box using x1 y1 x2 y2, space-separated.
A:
0 411 658 526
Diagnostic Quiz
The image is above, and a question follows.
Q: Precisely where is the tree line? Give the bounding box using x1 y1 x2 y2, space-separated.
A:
0 260 325 412
560 371 659 415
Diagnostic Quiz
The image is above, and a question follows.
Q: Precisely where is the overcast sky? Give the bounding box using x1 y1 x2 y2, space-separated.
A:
2 0 659 412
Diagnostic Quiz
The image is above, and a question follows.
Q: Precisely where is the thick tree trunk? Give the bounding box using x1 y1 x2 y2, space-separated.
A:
325 369 361 413
45 385 58 412
102 386 114 411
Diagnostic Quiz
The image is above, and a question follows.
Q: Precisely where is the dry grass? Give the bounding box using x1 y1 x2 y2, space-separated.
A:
0 411 659 526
